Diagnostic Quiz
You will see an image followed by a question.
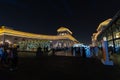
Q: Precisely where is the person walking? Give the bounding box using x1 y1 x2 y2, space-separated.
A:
82 47 86 58
0 44 4 67
6 44 13 69
9 44 19 71
36 47 43 57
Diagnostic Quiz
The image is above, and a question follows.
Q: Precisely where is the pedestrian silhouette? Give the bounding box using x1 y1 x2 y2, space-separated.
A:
82 47 86 58
36 47 43 57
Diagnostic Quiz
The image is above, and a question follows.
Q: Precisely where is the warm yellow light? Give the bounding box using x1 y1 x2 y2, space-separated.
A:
94 31 101 40
116 32 120 38
0 26 78 42
97 19 112 31
57 27 72 34
116 35 119 38
5 40 11 44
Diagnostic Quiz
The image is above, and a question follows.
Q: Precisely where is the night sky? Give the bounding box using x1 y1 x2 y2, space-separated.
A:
0 0 120 44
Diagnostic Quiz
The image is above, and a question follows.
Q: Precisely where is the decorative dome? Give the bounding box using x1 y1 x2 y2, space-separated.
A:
57 27 72 34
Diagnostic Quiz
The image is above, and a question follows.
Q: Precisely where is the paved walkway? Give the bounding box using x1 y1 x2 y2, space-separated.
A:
0 56 120 80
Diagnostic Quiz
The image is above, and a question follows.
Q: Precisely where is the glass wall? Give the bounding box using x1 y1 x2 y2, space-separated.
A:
97 18 120 54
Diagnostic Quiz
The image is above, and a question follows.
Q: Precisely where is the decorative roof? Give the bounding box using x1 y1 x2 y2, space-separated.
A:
97 19 112 31
0 26 78 42
94 10 120 41
57 27 72 34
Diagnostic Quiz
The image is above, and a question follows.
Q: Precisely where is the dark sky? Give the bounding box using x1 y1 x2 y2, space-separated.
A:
0 0 120 44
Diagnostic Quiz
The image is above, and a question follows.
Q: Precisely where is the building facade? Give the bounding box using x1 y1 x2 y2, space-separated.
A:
92 10 120 54
0 26 79 52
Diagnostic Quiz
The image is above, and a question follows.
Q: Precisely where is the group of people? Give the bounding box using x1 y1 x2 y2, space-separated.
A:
72 47 86 57
72 46 100 58
0 43 19 71
36 46 58 56
36 46 49 56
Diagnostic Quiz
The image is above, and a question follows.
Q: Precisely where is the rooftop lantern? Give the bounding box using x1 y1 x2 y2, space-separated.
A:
57 27 72 35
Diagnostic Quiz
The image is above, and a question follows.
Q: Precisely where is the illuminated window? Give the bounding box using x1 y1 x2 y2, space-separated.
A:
5 40 11 44
108 35 112 40
116 32 120 38
61 33 64 35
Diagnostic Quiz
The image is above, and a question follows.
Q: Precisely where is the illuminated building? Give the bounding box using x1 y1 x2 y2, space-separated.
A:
92 10 120 54
0 26 79 51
